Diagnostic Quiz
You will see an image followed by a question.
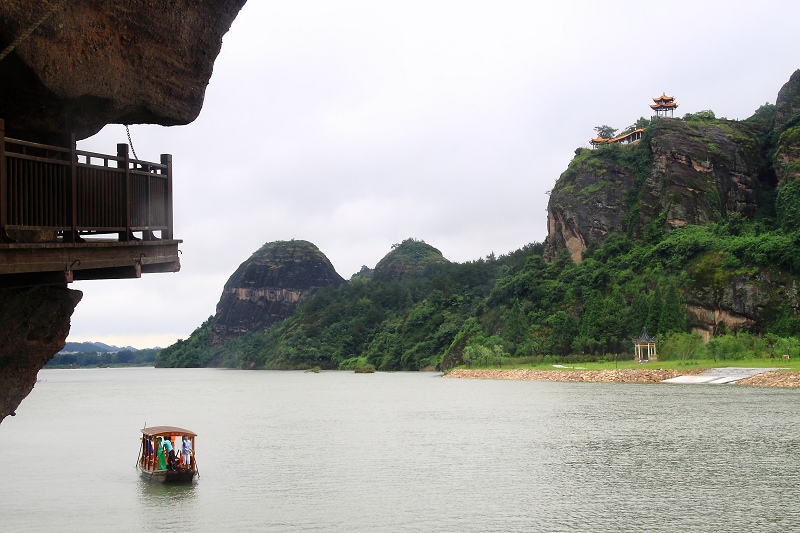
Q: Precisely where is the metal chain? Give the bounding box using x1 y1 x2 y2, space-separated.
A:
125 124 139 160
0 0 67 63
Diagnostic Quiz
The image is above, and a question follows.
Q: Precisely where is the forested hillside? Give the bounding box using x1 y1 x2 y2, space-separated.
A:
158 225 800 371
157 71 800 371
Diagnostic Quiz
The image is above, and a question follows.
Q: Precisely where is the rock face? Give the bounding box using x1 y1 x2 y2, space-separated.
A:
547 118 765 263
774 69 800 135
372 238 450 282
547 154 637 263
210 241 345 344
546 71 800 336
773 70 800 186
0 0 247 140
0 286 82 422
645 119 764 229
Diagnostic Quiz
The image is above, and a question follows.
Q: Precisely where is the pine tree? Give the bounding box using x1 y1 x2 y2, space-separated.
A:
659 284 687 334
647 286 663 336
628 292 649 337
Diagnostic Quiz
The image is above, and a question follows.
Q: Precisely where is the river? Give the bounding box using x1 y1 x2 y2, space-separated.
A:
1 368 799 532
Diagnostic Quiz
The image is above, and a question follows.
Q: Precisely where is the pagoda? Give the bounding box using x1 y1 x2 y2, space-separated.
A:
631 328 658 362
650 93 678 118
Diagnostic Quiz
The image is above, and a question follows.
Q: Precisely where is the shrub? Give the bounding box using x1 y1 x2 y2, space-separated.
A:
658 332 706 360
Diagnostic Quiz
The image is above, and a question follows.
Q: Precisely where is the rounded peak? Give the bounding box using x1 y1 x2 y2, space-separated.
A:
211 239 345 344
373 238 449 282
251 239 322 258
226 239 344 291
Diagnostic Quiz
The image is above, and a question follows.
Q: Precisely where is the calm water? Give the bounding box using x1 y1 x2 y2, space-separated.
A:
1 368 799 532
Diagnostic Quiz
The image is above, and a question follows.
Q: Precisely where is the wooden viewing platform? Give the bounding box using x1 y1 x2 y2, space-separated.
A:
589 128 645 148
0 119 181 288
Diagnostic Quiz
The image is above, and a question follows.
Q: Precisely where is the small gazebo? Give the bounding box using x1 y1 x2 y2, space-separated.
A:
632 328 658 362
650 93 678 118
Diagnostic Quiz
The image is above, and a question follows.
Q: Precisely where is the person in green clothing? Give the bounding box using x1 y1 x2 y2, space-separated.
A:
156 437 167 470
163 436 175 470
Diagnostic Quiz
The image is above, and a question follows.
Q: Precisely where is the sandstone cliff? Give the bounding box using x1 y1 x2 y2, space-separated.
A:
546 70 800 337
547 118 765 263
210 240 346 345
0 0 247 141
0 0 246 422
773 70 800 186
0 286 81 420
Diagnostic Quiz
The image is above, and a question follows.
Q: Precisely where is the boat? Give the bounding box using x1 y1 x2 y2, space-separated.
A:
137 426 198 483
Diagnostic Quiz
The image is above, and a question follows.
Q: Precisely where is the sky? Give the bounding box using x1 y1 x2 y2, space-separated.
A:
69 0 800 349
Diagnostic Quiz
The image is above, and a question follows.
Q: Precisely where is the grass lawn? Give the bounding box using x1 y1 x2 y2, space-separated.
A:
490 357 800 372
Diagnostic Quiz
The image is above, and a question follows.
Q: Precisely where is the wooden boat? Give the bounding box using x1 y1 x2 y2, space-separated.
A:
137 426 198 483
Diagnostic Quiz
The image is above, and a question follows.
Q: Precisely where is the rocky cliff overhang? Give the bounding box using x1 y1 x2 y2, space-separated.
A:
0 286 82 420
0 0 247 424
0 0 247 141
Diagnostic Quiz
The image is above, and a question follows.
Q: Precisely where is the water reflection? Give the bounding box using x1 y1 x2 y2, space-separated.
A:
134 481 201 531
137 479 197 506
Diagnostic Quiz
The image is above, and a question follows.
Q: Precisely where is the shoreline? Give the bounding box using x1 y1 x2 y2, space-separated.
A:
444 368 800 387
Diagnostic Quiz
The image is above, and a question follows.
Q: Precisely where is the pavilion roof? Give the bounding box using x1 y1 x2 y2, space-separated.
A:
652 93 675 102
589 128 646 145
631 328 658 343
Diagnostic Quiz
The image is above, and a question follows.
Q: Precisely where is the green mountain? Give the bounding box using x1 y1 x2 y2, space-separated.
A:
158 71 800 371
158 240 345 367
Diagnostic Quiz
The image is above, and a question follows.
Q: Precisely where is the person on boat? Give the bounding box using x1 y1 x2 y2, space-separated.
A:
163 437 175 471
141 436 153 468
181 435 192 467
156 437 167 470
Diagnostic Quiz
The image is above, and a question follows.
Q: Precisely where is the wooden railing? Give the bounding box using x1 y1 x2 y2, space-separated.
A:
0 119 173 243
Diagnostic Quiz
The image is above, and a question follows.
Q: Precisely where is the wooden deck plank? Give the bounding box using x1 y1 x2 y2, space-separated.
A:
0 239 181 286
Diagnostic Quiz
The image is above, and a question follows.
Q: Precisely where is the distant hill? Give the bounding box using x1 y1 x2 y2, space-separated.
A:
59 341 138 354
49 344 161 368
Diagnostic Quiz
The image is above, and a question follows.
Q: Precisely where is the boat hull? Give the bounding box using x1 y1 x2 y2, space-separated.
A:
138 466 197 483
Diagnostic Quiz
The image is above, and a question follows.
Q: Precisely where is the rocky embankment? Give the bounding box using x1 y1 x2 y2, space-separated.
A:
445 368 800 387
737 371 800 387
445 368 701 383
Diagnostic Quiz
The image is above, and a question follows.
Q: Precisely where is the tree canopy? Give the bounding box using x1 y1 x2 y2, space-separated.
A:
594 125 618 139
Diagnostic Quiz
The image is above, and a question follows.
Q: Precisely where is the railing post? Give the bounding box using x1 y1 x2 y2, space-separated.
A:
161 153 173 240
118 143 131 241
68 133 77 242
0 119 7 241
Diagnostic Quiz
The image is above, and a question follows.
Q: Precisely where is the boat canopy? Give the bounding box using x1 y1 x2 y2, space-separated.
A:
141 426 197 438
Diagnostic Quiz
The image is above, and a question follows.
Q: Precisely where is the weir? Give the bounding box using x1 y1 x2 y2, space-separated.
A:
0 119 181 288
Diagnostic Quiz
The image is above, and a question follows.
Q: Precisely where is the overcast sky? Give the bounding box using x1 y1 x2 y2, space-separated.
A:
70 0 800 349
